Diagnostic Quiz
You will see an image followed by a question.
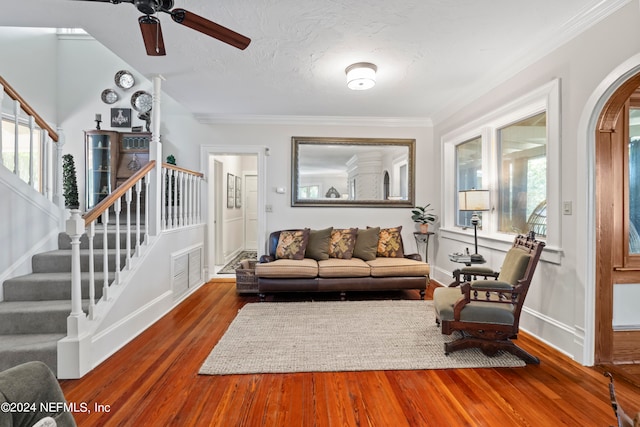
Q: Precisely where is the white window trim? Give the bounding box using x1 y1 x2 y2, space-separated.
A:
441 79 562 263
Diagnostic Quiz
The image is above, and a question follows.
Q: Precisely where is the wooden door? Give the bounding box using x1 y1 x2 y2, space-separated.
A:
595 75 640 363
244 174 258 250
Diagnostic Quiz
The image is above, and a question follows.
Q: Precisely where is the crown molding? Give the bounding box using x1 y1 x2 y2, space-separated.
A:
193 114 433 127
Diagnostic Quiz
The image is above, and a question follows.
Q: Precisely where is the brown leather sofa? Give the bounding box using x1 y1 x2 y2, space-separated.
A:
256 228 429 301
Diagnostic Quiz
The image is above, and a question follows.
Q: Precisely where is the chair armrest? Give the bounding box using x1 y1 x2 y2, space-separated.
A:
259 255 275 263
471 280 514 291
449 267 499 287
404 253 422 261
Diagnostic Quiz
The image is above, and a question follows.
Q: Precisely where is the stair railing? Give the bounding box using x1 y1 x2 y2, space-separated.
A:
65 159 204 336
0 75 62 206
161 163 204 230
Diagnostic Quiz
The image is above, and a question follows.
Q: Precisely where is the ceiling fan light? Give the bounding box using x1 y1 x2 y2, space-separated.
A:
345 62 377 90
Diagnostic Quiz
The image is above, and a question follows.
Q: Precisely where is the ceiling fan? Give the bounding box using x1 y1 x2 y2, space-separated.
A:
73 0 251 56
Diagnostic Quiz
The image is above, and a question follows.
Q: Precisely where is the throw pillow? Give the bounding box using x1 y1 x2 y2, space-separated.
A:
328 228 358 259
376 226 404 258
275 229 310 260
305 227 333 260
353 227 380 261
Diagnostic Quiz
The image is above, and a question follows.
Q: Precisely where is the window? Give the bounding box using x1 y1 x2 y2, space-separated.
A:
298 185 319 199
498 112 547 237
443 79 560 251
1 118 43 192
455 136 483 228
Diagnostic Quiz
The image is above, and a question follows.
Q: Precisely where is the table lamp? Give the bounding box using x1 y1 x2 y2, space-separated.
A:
458 189 491 262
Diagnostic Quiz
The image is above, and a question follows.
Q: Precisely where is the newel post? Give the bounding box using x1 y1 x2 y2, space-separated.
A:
66 209 87 338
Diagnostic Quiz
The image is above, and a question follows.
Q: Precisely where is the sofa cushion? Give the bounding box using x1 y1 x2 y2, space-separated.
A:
318 258 371 278
376 226 404 258
255 258 318 278
329 228 358 259
275 229 310 260
305 227 333 260
367 257 429 277
353 227 380 261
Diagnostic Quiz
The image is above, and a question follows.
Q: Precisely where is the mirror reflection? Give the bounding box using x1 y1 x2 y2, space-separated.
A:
292 137 415 207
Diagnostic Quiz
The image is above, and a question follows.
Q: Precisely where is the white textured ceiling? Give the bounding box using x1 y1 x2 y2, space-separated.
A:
0 0 629 123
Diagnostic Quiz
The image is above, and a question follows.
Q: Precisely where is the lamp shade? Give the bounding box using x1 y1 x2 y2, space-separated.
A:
345 62 377 90
458 189 490 211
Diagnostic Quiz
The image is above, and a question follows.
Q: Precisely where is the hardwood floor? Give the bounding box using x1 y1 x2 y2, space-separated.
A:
60 280 640 426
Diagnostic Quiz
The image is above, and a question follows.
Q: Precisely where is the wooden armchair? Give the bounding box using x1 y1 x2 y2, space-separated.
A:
433 233 545 364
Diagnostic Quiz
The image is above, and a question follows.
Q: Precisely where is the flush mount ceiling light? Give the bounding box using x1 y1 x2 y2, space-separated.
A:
345 62 377 90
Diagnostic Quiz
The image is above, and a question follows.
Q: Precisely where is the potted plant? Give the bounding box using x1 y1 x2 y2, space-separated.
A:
411 204 438 233
62 154 79 209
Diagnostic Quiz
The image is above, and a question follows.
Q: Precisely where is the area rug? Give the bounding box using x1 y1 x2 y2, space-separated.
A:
198 300 526 375
217 250 257 274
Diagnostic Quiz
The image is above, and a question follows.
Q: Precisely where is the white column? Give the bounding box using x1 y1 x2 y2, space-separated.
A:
148 75 164 236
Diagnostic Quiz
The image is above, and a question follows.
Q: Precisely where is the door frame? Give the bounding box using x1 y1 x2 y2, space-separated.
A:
200 145 267 279
578 53 640 365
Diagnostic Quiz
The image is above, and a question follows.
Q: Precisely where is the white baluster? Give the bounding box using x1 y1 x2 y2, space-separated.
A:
0 83 4 166
168 169 174 229
135 180 142 255
161 168 167 230
28 116 35 187
114 198 121 285
144 171 150 244
125 188 132 269
102 210 109 301
179 171 185 227
88 221 96 320
13 100 19 176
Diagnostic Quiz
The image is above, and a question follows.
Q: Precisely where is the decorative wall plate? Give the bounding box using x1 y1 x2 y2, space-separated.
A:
131 90 152 113
115 70 135 89
101 89 119 104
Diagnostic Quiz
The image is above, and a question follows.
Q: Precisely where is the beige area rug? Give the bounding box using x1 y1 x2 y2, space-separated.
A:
198 300 526 375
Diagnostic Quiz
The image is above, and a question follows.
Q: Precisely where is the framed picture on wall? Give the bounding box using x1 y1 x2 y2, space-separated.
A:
227 173 235 208
235 176 242 208
110 108 132 128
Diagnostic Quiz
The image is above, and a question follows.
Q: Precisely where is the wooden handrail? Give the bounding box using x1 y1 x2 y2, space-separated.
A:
83 160 156 225
162 162 204 178
0 75 59 143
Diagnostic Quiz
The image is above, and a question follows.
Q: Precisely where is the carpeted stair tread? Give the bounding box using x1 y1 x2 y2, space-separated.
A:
58 230 144 250
0 334 64 374
0 300 90 334
32 249 130 273
3 272 109 301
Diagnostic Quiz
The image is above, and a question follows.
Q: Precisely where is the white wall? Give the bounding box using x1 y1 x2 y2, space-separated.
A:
432 1 640 363
205 122 434 256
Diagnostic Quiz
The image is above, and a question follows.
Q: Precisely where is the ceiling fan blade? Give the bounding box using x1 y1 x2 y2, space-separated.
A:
70 0 134 3
139 15 166 56
170 8 250 50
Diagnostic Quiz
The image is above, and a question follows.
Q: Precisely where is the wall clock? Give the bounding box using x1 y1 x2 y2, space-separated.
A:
115 70 135 90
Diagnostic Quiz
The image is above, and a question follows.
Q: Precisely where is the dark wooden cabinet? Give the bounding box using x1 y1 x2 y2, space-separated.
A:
85 130 150 210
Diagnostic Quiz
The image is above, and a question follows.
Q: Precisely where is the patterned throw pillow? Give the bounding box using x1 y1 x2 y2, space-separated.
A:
275 229 310 260
376 226 404 258
328 228 358 259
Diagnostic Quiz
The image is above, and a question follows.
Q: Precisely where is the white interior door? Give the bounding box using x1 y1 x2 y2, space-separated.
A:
244 174 258 250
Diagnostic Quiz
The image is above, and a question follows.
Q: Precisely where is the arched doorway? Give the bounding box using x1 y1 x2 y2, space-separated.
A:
595 72 640 365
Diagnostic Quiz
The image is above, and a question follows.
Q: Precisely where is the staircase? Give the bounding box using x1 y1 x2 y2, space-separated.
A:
0 228 129 374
